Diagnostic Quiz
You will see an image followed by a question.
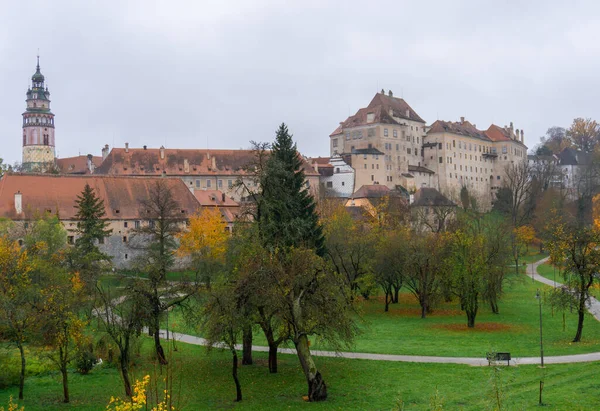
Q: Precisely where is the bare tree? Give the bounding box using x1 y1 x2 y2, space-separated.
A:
503 161 534 227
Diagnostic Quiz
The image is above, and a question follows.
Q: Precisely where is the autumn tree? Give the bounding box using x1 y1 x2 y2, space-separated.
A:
95 286 144 397
540 126 570 154
512 225 535 276
128 180 195 364
40 269 87 403
177 207 228 287
0 237 35 400
547 211 600 342
404 233 449 318
323 204 374 297
447 214 511 325
567 117 600 153
373 229 409 311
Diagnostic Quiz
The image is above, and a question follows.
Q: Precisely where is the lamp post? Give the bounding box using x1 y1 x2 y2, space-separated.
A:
536 289 544 367
536 289 545 406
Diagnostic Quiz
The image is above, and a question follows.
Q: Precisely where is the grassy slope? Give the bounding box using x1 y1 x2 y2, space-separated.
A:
2 339 600 411
170 271 600 357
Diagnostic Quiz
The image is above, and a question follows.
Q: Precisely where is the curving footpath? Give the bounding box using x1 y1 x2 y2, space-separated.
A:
157 256 600 367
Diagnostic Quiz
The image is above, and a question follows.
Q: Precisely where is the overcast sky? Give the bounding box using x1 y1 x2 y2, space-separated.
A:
1 0 599 165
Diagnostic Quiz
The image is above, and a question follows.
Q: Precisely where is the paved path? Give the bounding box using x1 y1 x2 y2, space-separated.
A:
154 255 600 367
527 256 600 321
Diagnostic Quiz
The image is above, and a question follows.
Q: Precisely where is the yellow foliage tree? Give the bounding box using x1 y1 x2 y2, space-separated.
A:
106 375 174 411
177 208 229 286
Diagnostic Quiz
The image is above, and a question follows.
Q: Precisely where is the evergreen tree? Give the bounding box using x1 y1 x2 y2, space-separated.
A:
259 123 325 255
71 184 112 288
74 184 112 254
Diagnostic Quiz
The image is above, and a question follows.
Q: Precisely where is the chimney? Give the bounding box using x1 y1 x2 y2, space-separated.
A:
381 88 385 94
406 109 410 118
388 90 393 97
125 142 129 153
460 116 465 124
222 193 226 202
15 191 22 214
521 129 524 143
102 144 109 161
143 145 147 150
184 158 190 173
211 156 216 170
160 145 165 159
515 129 519 140
87 154 94 173
510 122 514 132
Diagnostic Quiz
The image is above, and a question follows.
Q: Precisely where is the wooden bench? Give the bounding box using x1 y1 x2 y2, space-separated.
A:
487 352 511 366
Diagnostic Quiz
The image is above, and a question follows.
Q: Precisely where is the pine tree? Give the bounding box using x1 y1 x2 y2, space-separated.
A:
259 123 325 255
72 184 112 288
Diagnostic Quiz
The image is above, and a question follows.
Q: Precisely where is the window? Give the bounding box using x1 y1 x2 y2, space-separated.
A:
207 180 212 188
341 182 345 186
497 175 501 180
502 146 507 154
124 221 128 228
459 141 462 149
438 143 442 149
371 175 374 181
402 131 406 139
384 128 388 137
336 167 340 173
407 148 411 154
326 181 333 188
218 180 223 188
346 132 350 140
149 220 155 228
228 180 233 188
376 164 379 169
68 236 74 244
98 237 104 244
368 128 376 137
417 137 420 144
122 236 128 243
414 148 417 155
396 144 399 150
453 140 456 147
372 164 374 169
196 179 200 188
125 253 128 260
364 164 367 169
332 138 338 148
135 221 140 229
393 129 398 137
439 157 443 163
115 209 120 214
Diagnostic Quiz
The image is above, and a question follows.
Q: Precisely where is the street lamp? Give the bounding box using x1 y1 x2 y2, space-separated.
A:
535 289 544 367
536 289 545 406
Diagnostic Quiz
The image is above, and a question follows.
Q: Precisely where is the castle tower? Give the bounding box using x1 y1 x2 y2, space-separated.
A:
22 56 55 172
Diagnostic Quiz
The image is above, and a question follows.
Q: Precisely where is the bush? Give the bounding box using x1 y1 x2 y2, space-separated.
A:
76 348 97 375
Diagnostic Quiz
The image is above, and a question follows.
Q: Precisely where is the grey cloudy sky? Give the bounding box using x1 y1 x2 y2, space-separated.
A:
1 0 600 165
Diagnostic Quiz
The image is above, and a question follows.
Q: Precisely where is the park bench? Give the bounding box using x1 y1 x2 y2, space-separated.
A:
487 352 511 366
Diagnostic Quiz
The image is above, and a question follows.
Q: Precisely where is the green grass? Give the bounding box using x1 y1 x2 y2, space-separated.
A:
2 337 600 410
537 262 600 300
170 269 600 358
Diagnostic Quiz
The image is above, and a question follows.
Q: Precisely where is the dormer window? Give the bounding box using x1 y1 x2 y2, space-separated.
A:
115 209 120 214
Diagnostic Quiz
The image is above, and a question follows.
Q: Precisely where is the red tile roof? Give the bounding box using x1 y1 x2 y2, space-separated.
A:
94 148 319 177
193 190 239 207
56 155 103 174
0 173 200 220
330 92 425 135
485 124 526 146
428 120 490 141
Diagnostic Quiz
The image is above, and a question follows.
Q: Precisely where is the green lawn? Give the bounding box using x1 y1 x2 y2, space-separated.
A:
537 262 600 299
2 337 600 411
169 269 600 358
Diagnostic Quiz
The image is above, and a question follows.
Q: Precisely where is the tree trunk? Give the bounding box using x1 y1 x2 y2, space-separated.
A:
120 347 132 397
231 350 242 402
384 292 391 312
393 286 400 304
61 365 69 403
466 309 477 328
573 299 586 342
490 300 499 314
242 326 253 365
268 342 278 374
153 314 167 365
17 342 25 400
294 334 327 401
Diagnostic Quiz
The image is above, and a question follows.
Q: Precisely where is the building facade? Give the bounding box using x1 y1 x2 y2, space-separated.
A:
94 146 321 202
330 90 528 208
22 57 56 172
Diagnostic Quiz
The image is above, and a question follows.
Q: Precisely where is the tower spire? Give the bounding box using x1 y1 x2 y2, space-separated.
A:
36 49 40 71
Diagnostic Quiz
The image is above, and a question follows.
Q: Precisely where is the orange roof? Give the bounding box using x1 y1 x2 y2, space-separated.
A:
0 173 200 220
193 190 239 207
427 120 490 141
94 147 319 177
330 92 425 135
485 124 526 146
56 155 103 174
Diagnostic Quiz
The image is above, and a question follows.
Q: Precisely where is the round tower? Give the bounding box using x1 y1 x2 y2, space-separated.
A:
22 56 56 172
